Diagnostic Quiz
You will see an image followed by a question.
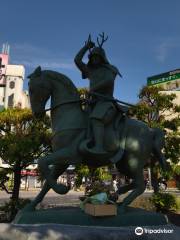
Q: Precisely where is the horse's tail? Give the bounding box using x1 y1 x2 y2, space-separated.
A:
152 128 167 171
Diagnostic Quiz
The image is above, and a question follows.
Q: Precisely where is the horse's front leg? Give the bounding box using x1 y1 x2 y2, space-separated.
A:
23 164 69 211
38 148 75 194
117 182 135 194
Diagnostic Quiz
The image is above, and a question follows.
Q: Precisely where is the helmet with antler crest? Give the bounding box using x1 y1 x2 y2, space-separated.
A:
87 32 110 66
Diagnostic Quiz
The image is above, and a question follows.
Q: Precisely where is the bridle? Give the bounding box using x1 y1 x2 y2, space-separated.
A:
44 99 82 113
30 84 83 114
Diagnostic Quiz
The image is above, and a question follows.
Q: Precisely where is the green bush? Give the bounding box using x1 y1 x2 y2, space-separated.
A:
0 198 31 222
7 178 13 191
174 165 180 176
150 192 177 213
176 181 180 190
174 165 180 190
177 197 180 210
74 165 112 189
75 176 83 188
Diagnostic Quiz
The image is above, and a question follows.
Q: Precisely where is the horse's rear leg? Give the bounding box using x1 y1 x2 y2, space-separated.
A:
119 172 145 213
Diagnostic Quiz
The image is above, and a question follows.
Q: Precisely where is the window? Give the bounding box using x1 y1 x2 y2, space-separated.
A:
9 81 15 89
8 94 14 108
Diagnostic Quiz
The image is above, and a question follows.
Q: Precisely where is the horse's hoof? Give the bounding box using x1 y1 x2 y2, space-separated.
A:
118 205 126 214
53 184 70 195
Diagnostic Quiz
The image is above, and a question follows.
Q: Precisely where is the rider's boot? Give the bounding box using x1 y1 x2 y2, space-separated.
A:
91 119 106 154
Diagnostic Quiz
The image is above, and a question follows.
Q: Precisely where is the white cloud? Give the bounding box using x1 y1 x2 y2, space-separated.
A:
13 43 44 53
156 42 169 62
156 38 180 63
10 43 75 70
14 59 74 70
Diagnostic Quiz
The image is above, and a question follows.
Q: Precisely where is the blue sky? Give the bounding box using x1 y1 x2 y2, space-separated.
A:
0 0 180 103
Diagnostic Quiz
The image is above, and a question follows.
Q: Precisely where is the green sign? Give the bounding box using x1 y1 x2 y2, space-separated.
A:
147 69 180 90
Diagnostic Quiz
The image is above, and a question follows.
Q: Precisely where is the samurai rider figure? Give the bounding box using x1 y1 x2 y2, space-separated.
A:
74 33 122 154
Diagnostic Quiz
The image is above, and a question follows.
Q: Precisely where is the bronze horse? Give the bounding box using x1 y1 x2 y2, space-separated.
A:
26 66 167 213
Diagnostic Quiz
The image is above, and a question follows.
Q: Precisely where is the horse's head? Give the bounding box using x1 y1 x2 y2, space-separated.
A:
28 66 51 118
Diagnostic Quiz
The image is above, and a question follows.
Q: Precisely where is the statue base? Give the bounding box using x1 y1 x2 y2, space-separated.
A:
13 206 168 226
0 223 179 240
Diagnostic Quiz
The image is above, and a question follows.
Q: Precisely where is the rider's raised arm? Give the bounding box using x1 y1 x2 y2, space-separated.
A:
74 37 95 79
74 45 89 78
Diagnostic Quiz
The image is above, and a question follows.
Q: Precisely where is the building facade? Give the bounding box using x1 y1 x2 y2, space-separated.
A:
0 44 30 110
147 68 180 118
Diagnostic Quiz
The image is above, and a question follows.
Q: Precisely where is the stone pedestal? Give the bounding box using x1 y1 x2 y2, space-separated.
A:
14 206 168 226
2 206 178 240
0 223 179 240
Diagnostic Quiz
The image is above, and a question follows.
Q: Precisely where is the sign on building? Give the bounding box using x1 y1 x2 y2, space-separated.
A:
0 54 9 86
147 69 180 90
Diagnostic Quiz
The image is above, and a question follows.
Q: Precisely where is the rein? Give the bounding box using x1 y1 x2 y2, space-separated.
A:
90 92 135 107
44 99 82 112
43 92 135 113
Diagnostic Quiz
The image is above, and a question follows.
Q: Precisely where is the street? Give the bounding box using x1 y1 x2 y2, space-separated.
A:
0 189 83 207
0 189 179 208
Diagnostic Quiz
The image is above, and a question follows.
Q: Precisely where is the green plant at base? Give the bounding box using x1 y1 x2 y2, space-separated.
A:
150 192 177 213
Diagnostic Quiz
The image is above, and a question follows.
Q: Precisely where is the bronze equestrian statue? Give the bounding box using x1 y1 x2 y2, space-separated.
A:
26 34 167 213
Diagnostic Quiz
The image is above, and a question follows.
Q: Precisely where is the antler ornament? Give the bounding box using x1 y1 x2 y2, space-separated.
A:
97 32 108 48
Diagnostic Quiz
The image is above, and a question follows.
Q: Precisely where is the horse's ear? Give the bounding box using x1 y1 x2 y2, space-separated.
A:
34 66 42 76
27 66 42 79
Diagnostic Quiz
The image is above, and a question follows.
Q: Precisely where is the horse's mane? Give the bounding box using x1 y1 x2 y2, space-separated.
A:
42 70 79 97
